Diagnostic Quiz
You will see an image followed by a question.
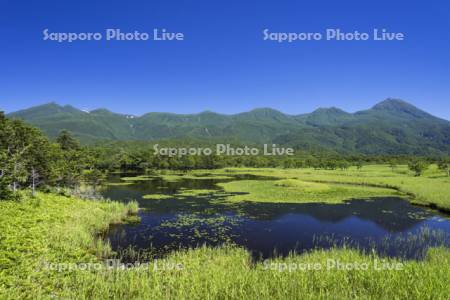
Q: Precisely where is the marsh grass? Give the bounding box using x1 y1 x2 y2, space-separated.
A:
125 200 139 215
175 189 218 197
142 189 219 200
206 165 450 211
142 194 175 200
120 175 155 181
217 179 399 203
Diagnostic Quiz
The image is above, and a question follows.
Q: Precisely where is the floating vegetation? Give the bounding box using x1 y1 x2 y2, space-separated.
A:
120 175 155 181
156 213 242 246
274 179 331 191
142 194 174 200
141 189 221 200
156 173 234 182
182 174 234 180
105 182 134 186
123 215 141 224
157 174 186 182
175 189 218 197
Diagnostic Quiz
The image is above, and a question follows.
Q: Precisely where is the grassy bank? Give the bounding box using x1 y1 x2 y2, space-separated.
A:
0 192 137 298
203 165 450 212
1 192 449 299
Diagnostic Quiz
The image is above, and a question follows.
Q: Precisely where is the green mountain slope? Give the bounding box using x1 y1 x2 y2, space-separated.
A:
6 99 450 155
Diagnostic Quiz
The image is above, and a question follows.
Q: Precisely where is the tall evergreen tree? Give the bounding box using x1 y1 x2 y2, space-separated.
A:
56 130 80 151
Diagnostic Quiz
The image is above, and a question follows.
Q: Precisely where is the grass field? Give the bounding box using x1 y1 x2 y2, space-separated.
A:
202 164 450 212
1 165 449 299
0 193 138 299
217 179 399 203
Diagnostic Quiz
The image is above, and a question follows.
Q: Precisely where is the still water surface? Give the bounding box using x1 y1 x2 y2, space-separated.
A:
101 173 450 260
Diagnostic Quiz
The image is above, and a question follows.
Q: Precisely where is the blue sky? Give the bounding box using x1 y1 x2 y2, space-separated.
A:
1 0 450 119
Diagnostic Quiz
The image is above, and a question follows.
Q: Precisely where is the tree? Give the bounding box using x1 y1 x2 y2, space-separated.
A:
337 160 350 170
388 159 397 172
116 150 133 172
437 159 450 176
325 160 337 170
0 113 55 198
30 167 39 196
355 161 363 170
0 150 13 199
83 169 107 190
56 130 80 151
408 160 429 177
53 149 86 188
283 158 295 169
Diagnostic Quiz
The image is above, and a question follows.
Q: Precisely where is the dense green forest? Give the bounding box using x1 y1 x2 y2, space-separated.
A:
1 111 449 201
8 98 450 155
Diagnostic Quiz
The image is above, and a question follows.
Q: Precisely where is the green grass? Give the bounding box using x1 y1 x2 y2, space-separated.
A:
36 246 450 299
142 194 174 200
0 191 449 299
142 189 217 200
158 173 233 182
0 193 137 298
175 189 218 197
218 179 399 203
207 165 450 211
178 174 234 180
120 175 155 181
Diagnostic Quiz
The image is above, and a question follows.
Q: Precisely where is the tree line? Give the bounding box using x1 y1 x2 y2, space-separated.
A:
0 112 106 199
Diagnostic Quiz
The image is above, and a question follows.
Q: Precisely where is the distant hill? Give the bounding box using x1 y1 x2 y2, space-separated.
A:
6 99 450 155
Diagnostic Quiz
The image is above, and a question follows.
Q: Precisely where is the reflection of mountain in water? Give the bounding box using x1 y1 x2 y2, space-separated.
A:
232 197 434 232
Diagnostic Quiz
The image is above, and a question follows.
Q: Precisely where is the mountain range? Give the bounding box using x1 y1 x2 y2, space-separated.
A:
6 99 450 155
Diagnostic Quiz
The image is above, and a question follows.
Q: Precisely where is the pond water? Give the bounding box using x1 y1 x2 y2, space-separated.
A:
101 173 450 260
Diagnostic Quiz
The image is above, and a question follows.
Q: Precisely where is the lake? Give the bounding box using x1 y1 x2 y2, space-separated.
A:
101 173 450 260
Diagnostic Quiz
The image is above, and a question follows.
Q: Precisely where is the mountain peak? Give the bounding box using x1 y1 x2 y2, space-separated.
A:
299 106 352 126
246 107 287 116
370 98 431 118
312 107 349 115
90 108 113 114
41 101 59 106
8 102 78 119
197 110 222 116
31 102 62 110
236 108 290 121
250 107 282 112
372 98 416 111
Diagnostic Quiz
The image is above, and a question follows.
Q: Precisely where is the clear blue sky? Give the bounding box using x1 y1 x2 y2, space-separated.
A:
1 0 449 119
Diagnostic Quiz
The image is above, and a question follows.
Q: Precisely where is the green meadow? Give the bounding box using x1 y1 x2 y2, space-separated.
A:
203 164 450 212
217 179 399 204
